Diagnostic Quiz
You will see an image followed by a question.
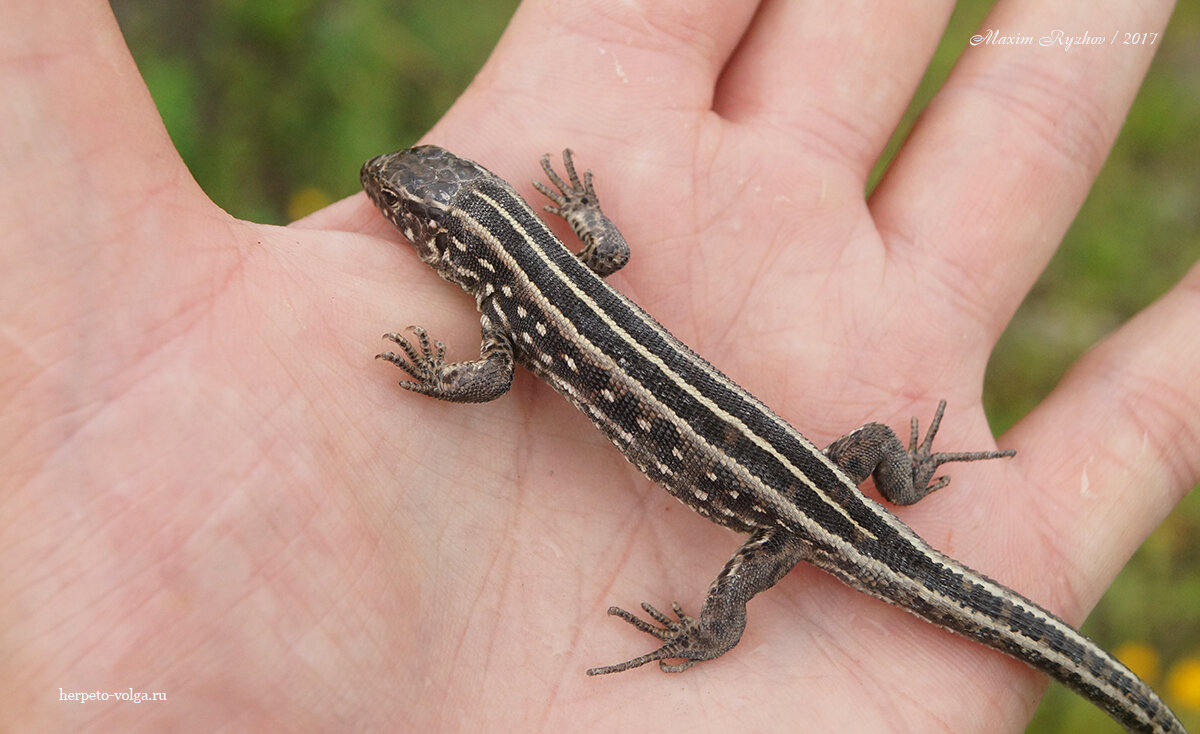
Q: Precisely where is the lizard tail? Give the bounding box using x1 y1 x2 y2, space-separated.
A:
818 541 1185 734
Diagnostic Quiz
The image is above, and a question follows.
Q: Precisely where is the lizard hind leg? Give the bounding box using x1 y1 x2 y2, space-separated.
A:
825 400 1014 506
587 527 808 675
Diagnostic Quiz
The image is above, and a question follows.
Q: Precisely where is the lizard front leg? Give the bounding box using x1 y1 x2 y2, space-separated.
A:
587 526 809 675
377 322 515 403
534 149 630 277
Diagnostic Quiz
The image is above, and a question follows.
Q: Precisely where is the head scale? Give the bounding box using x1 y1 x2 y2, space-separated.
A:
360 145 492 265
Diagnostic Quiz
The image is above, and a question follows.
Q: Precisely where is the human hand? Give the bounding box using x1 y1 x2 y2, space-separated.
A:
3 0 1194 731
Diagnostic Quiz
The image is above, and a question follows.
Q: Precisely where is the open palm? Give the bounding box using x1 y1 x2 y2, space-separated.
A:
4 0 1195 731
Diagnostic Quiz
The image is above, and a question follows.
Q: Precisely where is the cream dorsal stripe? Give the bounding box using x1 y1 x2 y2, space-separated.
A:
466 185 869 529
461 184 1147 716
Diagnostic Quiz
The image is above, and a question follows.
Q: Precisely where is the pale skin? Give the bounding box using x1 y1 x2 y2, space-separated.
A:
2 0 1197 731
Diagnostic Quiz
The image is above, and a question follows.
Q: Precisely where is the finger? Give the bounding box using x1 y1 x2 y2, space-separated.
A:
0 1 256 412
713 0 956 177
1002 263 1200 618
348 1 768 279
870 0 1174 336
1 0 206 225
428 0 761 156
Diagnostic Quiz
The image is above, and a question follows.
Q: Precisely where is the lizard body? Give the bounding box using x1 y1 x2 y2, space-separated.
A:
361 145 1183 733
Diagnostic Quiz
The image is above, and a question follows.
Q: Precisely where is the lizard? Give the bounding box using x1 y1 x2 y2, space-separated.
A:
360 144 1185 733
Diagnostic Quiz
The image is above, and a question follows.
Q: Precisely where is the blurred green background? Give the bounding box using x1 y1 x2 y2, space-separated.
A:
111 1 1199 730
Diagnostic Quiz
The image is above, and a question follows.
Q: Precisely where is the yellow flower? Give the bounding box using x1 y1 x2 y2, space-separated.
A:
1166 657 1200 710
288 187 332 222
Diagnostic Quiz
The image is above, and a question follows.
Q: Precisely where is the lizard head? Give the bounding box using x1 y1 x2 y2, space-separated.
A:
360 145 492 267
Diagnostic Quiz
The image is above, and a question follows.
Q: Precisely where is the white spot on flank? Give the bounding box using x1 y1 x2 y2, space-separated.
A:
563 355 578 372
483 283 494 296
692 488 708 501
656 462 672 476
454 237 467 251
521 332 534 345
501 285 513 298
468 188 866 538
516 305 528 318
478 258 495 272
636 417 652 432
705 471 717 482
535 322 547 336
600 389 615 402
671 447 684 461
539 353 554 366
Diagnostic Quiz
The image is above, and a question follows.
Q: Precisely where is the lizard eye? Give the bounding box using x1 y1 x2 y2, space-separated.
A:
377 188 401 208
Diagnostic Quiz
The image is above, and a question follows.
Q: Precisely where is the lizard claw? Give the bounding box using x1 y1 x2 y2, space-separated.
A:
586 602 704 675
377 326 448 395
